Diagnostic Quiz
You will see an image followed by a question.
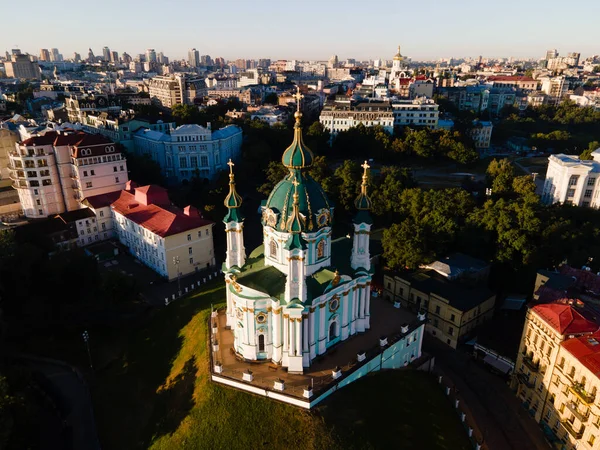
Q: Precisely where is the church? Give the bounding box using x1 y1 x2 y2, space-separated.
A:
222 90 374 373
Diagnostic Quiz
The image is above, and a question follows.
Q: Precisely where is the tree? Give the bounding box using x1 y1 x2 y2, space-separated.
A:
258 161 287 196
332 160 361 212
580 141 600 160
124 152 164 186
486 158 515 195
171 104 202 125
263 93 278 105
383 220 429 270
370 166 416 218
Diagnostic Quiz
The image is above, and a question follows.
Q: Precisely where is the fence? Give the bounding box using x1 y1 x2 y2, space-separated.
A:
435 368 488 450
163 270 220 305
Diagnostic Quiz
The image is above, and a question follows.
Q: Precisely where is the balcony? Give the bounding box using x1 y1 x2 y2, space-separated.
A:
561 420 584 439
518 373 535 389
523 356 540 372
566 401 589 422
569 383 595 405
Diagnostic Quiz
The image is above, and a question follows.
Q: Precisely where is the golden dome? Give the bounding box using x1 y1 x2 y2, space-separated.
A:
393 45 404 61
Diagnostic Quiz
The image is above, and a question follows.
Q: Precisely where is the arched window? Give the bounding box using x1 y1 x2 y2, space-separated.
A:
258 334 265 352
317 240 325 259
269 240 278 258
329 321 337 341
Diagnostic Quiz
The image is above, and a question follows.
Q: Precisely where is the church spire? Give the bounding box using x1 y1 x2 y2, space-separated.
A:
281 86 314 170
286 178 304 234
354 161 372 211
224 159 244 223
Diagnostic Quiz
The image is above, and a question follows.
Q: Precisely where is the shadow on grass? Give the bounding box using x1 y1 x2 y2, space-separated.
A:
92 284 225 450
143 357 197 447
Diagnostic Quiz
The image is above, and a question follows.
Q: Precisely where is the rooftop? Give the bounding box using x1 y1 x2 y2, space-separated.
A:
422 252 489 280
396 269 494 311
531 303 598 335
561 332 600 378
82 190 122 209
111 185 213 238
55 208 96 223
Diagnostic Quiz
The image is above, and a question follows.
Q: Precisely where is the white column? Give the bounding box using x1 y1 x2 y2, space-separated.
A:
357 286 365 333
273 308 282 363
296 318 302 356
365 283 371 329
309 307 317 359
289 319 295 356
283 314 289 356
318 303 326 354
341 291 350 340
303 315 309 352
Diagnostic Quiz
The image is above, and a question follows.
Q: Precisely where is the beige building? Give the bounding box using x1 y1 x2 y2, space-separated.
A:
512 302 600 449
148 74 207 108
4 51 41 80
111 184 215 280
383 269 495 348
0 128 19 180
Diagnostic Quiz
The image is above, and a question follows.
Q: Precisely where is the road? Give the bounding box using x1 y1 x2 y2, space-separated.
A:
425 337 551 450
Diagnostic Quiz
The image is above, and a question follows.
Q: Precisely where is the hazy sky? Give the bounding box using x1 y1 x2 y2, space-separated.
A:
2 0 599 61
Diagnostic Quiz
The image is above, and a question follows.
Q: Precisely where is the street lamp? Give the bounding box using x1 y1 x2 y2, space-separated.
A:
82 330 93 370
173 256 181 297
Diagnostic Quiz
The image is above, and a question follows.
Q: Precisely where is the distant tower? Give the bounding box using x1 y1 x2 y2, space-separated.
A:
223 159 246 270
390 45 405 79
188 48 200 67
88 48 95 63
146 48 157 63
102 46 111 62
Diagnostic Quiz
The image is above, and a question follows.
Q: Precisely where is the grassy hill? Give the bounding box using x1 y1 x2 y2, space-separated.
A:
90 282 471 450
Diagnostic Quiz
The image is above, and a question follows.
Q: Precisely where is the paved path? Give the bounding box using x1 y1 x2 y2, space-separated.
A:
425 338 551 450
5 353 101 450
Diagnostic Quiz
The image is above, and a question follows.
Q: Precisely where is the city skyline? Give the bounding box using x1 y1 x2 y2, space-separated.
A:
2 0 599 61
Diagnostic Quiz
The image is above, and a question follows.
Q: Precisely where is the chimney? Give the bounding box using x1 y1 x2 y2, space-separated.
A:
184 205 202 218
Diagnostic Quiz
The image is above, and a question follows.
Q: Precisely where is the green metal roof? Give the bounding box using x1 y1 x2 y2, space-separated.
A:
281 121 314 169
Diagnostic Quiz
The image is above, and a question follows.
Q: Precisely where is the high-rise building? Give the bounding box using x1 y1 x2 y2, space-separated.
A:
234 59 247 70
110 51 119 63
50 48 62 62
157 52 168 65
87 48 95 63
102 46 111 62
121 52 132 64
328 54 338 68
546 49 559 60
201 54 212 66
39 49 50 62
214 57 225 67
188 48 200 67
146 48 157 63
148 73 207 108
4 51 42 80
73 53 81 63
567 52 581 67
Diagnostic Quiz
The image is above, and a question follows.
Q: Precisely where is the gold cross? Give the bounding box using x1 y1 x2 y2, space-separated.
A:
293 86 304 113
227 158 234 174
291 178 300 189
361 160 370 172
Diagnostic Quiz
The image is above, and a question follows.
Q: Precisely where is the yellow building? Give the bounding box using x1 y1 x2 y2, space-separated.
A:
512 302 600 449
383 269 495 348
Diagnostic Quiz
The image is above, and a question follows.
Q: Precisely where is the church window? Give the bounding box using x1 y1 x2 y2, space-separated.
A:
269 240 278 258
258 334 265 352
329 321 338 341
317 240 326 259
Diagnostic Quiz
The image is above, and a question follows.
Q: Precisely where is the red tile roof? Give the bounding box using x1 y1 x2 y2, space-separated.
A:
532 303 598 335
111 186 212 238
83 190 122 209
21 131 114 153
487 76 535 82
562 332 600 377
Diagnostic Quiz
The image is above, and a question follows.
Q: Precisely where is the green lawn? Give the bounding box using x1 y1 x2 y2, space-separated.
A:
87 281 471 450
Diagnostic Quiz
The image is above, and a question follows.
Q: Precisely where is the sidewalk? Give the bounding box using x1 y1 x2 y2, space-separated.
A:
425 337 551 450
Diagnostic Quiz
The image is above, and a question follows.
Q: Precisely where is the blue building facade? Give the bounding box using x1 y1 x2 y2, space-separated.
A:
133 124 243 184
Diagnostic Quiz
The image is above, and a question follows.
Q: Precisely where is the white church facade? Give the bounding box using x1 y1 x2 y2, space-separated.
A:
221 93 375 373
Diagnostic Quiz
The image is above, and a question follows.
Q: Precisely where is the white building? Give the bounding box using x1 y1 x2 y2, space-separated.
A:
391 97 439 129
469 120 493 149
111 183 215 280
319 100 394 136
542 151 600 207
8 131 128 218
540 76 568 105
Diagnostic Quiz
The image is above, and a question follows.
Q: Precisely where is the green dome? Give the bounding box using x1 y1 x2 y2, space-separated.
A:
263 171 333 232
281 115 314 169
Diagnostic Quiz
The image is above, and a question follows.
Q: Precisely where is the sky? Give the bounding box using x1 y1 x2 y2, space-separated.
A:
2 0 599 61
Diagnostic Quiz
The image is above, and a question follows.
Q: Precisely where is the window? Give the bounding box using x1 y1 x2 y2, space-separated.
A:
86 182 93 188
569 175 579 186
101 223 106 230
187 234 191 241
317 240 325 259
190 156 198 168
90 170 95 176
433 319 439 328
585 189 593 198
589 435 596 446
189 257 194 265
120 165 124 171
113 166 117 172
206 229 210 236
34 189 38 195
449 327 454 336
588 178 596 186
115 177 119 183
83 170 88 176
258 334 265 352
435 305 441 314
450 314 456 322
201 155 209 167
36 199 41 205
99 210 104 217
188 247 193 255
38 209 43 215
180 157 188 169
270 240 278 258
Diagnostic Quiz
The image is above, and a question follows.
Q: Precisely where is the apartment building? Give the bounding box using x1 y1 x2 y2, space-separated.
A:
541 76 569 105
8 131 128 218
111 184 215 280
148 74 207 108
391 97 439 129
319 100 394 136
512 302 600 449
4 50 41 80
542 152 600 207
65 94 121 123
383 269 495 348
133 124 242 183
487 76 538 91
470 120 493 149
